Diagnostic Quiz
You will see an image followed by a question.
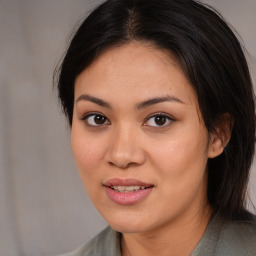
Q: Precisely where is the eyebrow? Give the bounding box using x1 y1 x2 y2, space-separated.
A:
76 94 184 109
136 95 184 110
76 94 112 109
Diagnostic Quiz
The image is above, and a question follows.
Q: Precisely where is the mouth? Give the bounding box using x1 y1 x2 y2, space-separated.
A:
109 185 152 193
103 178 154 205
103 178 154 192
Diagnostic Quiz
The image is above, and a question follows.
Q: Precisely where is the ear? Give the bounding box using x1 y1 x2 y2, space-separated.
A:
208 113 233 159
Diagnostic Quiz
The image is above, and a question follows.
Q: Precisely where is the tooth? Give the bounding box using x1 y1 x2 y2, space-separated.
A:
111 186 146 192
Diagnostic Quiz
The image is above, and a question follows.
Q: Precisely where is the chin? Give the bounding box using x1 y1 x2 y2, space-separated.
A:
109 220 149 234
100 208 157 234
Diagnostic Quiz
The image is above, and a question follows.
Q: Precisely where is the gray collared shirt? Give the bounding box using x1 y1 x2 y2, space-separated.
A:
61 213 256 256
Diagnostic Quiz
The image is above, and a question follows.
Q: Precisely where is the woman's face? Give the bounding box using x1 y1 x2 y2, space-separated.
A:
71 42 216 233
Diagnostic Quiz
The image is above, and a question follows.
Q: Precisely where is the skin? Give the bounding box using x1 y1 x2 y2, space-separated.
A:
71 42 225 256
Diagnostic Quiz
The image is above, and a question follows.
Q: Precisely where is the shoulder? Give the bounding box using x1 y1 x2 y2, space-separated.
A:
59 226 121 256
216 216 256 255
192 213 256 256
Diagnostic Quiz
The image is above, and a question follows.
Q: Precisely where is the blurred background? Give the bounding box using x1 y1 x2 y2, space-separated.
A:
0 0 255 255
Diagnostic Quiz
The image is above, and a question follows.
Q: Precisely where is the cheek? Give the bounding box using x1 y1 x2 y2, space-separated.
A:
149 133 209 212
71 133 108 204
149 129 209 179
71 128 106 178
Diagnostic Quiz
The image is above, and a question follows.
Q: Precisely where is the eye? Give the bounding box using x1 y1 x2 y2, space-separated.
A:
144 113 174 127
82 113 110 127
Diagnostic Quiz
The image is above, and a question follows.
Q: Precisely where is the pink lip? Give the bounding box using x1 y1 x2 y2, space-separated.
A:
103 178 154 205
104 178 153 187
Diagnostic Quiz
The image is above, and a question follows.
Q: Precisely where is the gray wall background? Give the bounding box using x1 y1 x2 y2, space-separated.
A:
0 1 255 255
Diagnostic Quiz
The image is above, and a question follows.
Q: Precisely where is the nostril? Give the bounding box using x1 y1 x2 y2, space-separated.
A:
107 160 141 169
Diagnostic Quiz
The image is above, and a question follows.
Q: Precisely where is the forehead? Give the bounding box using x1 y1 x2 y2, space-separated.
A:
83 42 181 78
74 42 197 106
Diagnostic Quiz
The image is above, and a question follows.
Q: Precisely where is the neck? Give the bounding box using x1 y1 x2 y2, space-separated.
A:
121 205 212 256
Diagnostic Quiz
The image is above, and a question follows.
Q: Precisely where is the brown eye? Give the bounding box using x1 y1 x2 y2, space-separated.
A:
94 115 107 124
84 113 110 126
154 116 167 126
144 114 174 127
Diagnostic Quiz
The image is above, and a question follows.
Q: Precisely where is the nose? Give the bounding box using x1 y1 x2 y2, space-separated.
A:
104 125 146 169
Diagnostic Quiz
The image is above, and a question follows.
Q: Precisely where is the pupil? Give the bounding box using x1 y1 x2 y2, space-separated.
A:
94 115 106 124
155 116 166 126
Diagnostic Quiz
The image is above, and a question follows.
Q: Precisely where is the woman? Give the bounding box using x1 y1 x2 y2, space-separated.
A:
56 0 256 255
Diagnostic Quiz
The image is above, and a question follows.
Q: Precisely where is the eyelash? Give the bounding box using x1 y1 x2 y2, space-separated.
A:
143 112 175 128
81 112 110 127
81 112 175 128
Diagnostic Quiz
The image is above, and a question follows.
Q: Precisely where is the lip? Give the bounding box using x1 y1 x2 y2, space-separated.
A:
104 178 153 187
103 178 154 205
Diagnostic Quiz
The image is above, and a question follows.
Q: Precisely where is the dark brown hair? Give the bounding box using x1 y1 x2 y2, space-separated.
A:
55 0 255 220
